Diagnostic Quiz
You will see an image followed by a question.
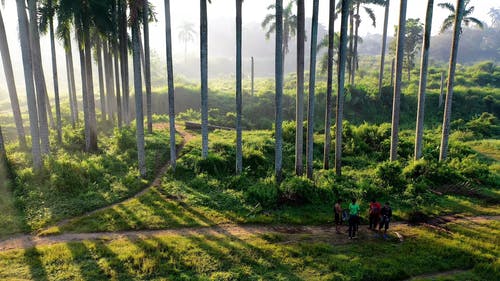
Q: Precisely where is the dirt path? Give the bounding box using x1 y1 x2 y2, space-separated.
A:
39 124 195 233
1 216 497 252
403 269 469 281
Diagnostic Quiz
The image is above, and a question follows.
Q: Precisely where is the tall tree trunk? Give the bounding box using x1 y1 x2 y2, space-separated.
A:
119 0 130 125
66 37 79 124
352 3 360 86
15 0 41 169
77 31 91 152
144 0 153 134
251 57 255 96
28 0 50 155
348 7 354 85
200 0 209 158
66 52 76 127
48 4 62 144
103 40 115 122
235 0 243 174
378 0 390 96
335 0 350 176
114 45 123 128
414 0 434 160
275 0 284 183
306 0 319 180
164 0 176 169
295 0 305 176
389 0 407 162
0 8 26 148
83 22 98 152
96 36 107 122
439 71 445 107
132 10 146 178
323 0 335 170
440 0 465 161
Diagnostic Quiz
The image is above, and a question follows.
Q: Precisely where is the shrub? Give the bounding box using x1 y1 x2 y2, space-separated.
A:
375 161 405 192
245 180 278 208
279 176 318 205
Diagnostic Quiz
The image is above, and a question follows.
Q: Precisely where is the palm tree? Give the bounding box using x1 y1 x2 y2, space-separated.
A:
164 0 176 169
323 0 335 170
40 0 62 143
15 0 41 169
438 0 483 34
143 0 153 134
262 0 297 73
103 39 115 122
178 22 196 63
275 0 284 182
414 0 434 160
235 0 243 174
0 3 26 148
440 0 466 161
389 0 407 162
335 0 350 176
95 34 107 122
28 0 51 155
295 0 304 176
200 0 211 159
306 0 319 180
119 0 130 125
130 0 146 177
377 0 390 96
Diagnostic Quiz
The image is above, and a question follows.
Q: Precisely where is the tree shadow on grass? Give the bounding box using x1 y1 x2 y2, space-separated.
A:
23 247 48 281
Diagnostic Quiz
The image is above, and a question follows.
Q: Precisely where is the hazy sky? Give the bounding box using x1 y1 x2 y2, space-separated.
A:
0 0 498 96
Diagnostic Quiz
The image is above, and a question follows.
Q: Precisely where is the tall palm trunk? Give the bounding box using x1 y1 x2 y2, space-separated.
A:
414 0 434 160
28 0 50 155
15 0 41 169
295 0 305 176
275 0 284 182
103 40 115 122
378 0 390 96
83 18 98 152
348 7 354 85
65 36 79 124
352 3 360 85
114 45 123 128
323 0 335 170
440 0 465 161
96 36 107 121
306 0 319 180
144 0 153 134
47 1 61 144
119 0 130 125
200 0 209 158
0 8 26 147
251 57 255 96
77 30 91 152
66 52 76 127
131 7 146 178
389 0 407 162
235 0 243 174
335 0 350 176
164 0 176 169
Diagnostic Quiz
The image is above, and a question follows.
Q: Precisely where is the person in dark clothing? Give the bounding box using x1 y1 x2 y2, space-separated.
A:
379 202 392 239
334 199 343 234
368 198 381 230
348 198 360 239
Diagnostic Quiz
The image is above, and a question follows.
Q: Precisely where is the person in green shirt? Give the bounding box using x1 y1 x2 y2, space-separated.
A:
348 198 360 239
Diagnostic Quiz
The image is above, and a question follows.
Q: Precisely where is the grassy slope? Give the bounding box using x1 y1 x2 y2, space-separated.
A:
1 219 498 280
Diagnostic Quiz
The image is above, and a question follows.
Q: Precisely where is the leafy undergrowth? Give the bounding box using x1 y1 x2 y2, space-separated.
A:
2 124 179 234
57 128 500 234
0 159 26 237
1 217 499 280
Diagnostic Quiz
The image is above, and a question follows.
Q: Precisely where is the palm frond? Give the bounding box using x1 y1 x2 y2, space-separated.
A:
437 2 455 13
363 6 376 27
464 16 484 29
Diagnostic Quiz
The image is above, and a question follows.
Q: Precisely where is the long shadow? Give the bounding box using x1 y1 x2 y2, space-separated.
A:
136 189 191 227
23 247 49 281
87 241 136 281
66 242 110 281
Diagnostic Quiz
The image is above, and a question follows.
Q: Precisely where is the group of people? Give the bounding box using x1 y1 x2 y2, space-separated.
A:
334 198 392 239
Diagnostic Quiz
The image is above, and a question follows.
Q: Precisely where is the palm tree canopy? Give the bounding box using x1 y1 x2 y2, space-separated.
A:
438 0 484 33
261 0 297 40
178 21 196 43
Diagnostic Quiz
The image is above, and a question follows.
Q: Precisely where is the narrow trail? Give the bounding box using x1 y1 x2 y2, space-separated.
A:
0 215 496 252
39 124 195 233
403 269 469 281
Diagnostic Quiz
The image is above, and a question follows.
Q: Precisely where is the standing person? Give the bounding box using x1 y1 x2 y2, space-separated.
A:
334 199 343 234
379 202 393 239
348 198 360 239
368 198 381 230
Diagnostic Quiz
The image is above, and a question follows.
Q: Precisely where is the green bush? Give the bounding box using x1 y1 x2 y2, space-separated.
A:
245 180 278 208
279 176 320 205
375 161 405 192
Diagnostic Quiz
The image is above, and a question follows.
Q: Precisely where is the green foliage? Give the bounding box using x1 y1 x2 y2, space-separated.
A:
376 161 405 192
279 176 319 205
245 179 278 208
